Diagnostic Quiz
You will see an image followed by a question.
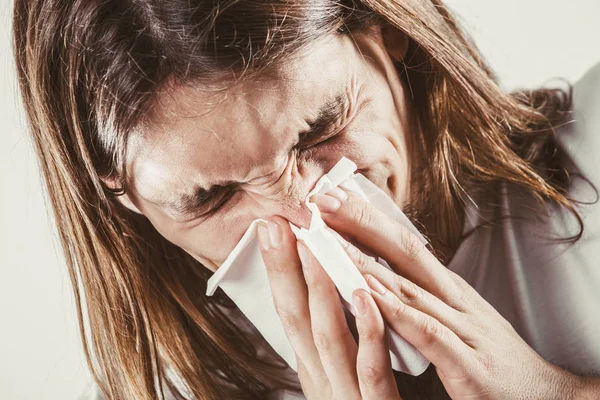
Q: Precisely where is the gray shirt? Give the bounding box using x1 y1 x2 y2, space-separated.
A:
448 62 600 376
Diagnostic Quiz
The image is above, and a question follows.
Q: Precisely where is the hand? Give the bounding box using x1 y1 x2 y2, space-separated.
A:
310 187 583 400
257 216 402 400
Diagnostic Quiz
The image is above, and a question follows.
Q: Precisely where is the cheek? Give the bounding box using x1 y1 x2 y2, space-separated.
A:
155 111 408 271
314 105 409 203
315 112 406 181
163 202 258 269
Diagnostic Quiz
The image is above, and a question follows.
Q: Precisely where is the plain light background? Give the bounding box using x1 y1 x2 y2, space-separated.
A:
1 1 599 399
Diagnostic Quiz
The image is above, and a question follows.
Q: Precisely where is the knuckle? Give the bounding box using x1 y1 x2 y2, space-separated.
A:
477 352 496 380
352 203 373 230
269 259 289 275
446 270 476 309
444 288 470 315
401 231 427 260
312 331 331 354
355 250 374 274
447 269 467 288
277 308 304 339
357 361 385 387
313 328 354 357
466 313 489 338
457 369 478 391
392 276 422 306
359 322 384 344
391 297 406 320
309 274 336 298
421 317 442 345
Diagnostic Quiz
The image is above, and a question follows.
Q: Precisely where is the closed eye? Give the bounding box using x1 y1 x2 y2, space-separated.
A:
170 184 237 222
293 109 345 151
294 127 340 150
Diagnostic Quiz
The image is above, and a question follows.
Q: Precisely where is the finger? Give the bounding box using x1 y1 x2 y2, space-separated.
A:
353 289 402 400
257 217 328 386
367 274 475 374
446 268 504 319
325 226 380 260
298 241 362 400
297 357 333 399
313 189 461 305
336 226 499 325
338 237 471 339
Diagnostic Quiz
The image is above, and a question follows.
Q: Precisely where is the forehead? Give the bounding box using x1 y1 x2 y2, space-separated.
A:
127 34 356 205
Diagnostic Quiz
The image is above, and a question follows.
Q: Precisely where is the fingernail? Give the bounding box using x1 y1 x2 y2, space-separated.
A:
327 187 348 202
267 220 282 248
297 241 311 271
311 194 341 213
353 291 366 316
366 274 387 295
257 222 270 251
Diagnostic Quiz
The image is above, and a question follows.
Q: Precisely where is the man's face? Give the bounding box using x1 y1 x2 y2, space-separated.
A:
123 27 415 271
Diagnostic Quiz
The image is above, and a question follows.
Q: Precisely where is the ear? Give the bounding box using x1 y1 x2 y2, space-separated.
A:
102 177 143 215
115 192 143 214
381 23 410 62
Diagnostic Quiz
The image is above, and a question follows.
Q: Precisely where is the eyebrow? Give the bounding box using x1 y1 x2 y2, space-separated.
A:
162 91 348 218
298 92 348 145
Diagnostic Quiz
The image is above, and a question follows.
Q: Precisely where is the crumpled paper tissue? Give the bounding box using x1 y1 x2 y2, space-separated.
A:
206 157 430 376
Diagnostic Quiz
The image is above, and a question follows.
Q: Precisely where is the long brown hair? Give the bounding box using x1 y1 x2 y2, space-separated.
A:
12 0 577 398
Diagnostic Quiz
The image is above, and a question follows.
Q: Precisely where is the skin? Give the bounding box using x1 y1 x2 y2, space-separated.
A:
117 23 598 399
256 190 587 399
119 26 414 271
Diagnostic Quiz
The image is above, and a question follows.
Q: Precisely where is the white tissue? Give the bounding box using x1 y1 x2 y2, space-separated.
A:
206 157 430 376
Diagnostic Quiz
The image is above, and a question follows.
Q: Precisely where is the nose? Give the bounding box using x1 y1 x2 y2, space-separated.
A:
253 158 324 229
267 174 320 229
275 194 314 229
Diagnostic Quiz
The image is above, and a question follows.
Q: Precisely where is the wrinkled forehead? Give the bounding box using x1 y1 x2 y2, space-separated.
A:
143 33 353 129
125 34 357 203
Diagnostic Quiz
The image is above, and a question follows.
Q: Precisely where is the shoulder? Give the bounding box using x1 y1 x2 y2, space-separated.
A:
572 62 600 146
557 62 600 186
573 62 600 117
